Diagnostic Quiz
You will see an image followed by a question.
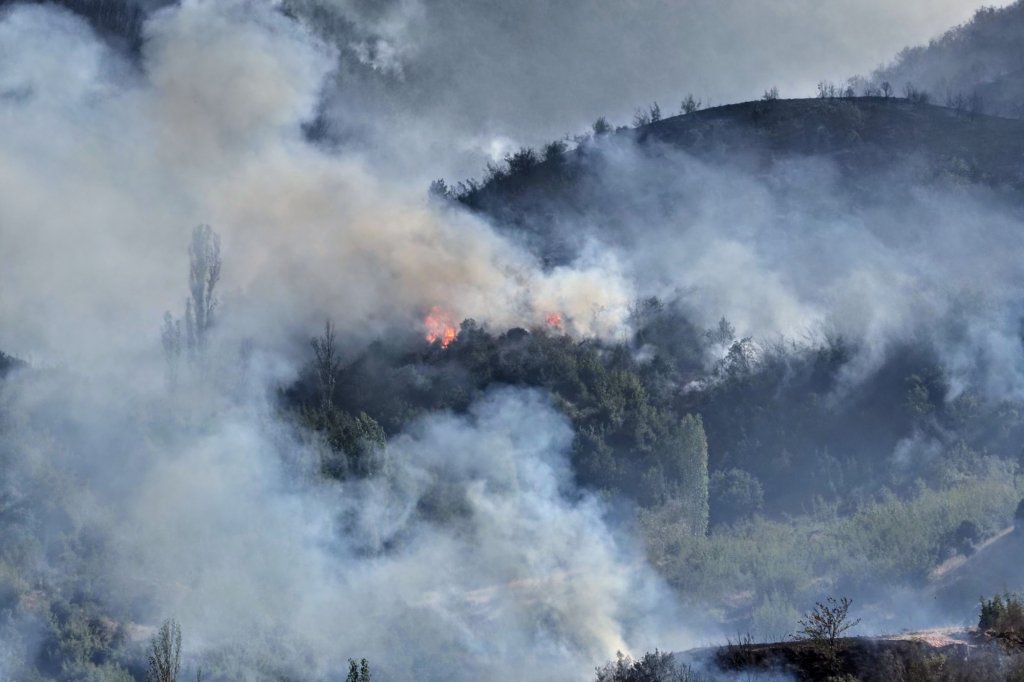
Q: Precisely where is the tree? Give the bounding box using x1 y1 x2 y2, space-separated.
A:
881 81 893 98
665 414 709 536
311 319 340 411
710 468 764 524
705 317 735 347
146 620 181 682
592 117 612 136
428 179 451 200
505 147 539 175
160 225 221 381
795 597 861 650
347 658 371 682
680 94 701 114
633 102 661 127
543 139 568 164
762 86 779 101
185 225 221 356
979 593 1024 649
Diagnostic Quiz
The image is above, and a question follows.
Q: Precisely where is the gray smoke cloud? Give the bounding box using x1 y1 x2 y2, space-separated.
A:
1 355 690 679
2 0 1023 679
285 0 1008 178
505 132 1024 400
0 1 681 679
0 0 633 366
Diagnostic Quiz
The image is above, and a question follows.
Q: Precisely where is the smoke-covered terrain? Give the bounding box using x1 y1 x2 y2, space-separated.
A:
4 1 1024 681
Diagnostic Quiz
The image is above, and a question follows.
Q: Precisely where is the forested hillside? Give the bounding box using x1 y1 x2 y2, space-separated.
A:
4 1 1024 681
866 1 1024 118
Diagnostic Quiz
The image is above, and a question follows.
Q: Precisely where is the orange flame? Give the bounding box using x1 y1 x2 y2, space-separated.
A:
545 312 563 328
425 306 458 348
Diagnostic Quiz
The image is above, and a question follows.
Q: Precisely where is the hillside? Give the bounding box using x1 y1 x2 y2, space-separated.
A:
451 96 1024 265
931 525 1024 614
867 2 1024 119
8 2 1024 681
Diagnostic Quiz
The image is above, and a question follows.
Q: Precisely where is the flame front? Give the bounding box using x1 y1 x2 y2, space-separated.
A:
425 306 458 348
545 312 563 328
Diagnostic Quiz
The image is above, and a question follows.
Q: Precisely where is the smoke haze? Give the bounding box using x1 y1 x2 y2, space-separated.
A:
3 1 1024 681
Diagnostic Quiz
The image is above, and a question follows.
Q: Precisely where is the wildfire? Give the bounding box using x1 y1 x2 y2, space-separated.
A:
545 312 563 328
424 306 458 348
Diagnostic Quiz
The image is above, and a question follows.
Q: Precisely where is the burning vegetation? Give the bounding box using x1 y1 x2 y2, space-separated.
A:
424 305 459 348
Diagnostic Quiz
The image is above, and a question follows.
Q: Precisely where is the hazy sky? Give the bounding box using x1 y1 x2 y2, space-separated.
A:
296 0 1012 177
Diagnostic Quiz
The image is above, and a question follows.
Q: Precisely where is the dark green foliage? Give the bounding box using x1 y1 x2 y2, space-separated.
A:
286 293 1024 522
300 406 386 480
288 320 712 528
35 597 132 681
980 593 1024 643
709 468 764 525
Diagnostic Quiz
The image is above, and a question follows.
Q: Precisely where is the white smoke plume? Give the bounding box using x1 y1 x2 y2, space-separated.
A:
0 1 669 680
122 388 682 680
0 0 632 366
524 135 1024 399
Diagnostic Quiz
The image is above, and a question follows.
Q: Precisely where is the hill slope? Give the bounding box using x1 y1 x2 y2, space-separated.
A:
867 2 1024 119
452 96 1024 265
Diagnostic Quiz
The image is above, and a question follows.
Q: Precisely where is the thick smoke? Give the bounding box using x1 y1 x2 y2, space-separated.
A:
3 0 1024 679
498 133 1024 399
0 0 631 366
0 1 670 679
1 354 687 679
